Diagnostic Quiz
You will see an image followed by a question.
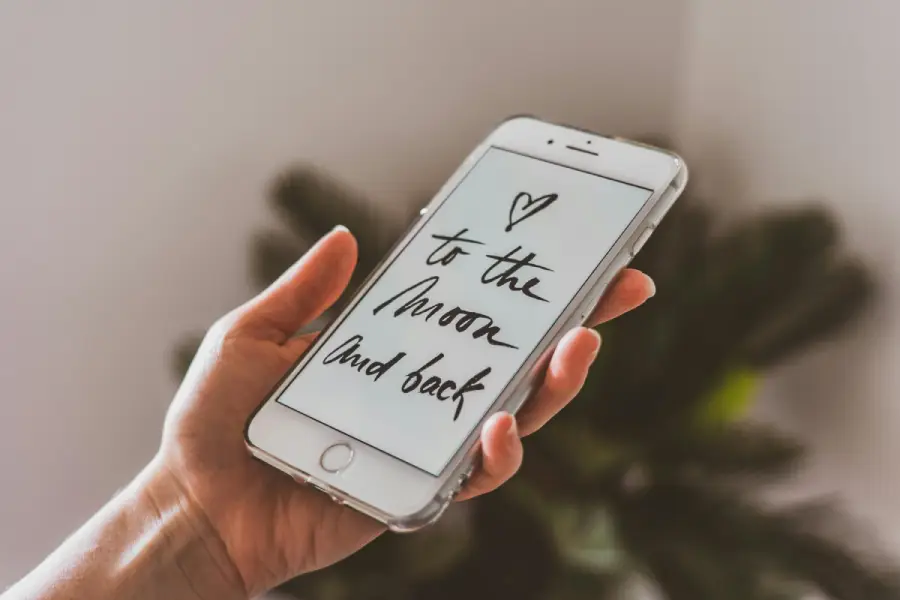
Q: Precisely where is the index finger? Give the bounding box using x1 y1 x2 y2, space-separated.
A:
586 269 655 327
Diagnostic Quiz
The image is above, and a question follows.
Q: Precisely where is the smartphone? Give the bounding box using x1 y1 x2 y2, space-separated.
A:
245 116 687 531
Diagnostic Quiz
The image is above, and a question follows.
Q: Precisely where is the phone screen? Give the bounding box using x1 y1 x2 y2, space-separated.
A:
276 147 653 476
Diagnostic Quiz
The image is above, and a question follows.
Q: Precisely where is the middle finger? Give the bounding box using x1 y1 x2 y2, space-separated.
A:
516 327 601 437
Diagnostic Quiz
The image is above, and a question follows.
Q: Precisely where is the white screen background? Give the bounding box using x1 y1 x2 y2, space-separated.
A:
278 148 651 475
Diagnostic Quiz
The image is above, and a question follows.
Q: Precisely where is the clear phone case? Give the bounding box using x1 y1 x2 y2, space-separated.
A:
245 118 688 532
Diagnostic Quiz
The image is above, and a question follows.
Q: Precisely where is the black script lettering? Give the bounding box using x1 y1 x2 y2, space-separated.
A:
373 276 518 350
427 228 485 267
402 352 492 420
402 353 444 393
481 246 554 302
451 367 492 420
322 334 406 381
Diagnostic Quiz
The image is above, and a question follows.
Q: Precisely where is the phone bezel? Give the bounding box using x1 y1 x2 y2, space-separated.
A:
245 116 687 530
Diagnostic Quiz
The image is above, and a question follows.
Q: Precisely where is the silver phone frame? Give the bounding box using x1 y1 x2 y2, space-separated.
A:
245 117 688 531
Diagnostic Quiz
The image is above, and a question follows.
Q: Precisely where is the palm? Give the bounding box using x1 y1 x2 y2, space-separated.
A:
162 328 383 595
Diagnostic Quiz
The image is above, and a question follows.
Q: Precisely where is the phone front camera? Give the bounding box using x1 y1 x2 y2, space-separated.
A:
547 139 554 145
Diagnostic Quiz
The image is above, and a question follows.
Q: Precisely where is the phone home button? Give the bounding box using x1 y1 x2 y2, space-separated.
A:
319 442 354 474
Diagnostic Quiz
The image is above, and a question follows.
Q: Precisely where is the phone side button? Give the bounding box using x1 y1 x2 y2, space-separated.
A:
459 464 475 487
630 226 654 257
450 464 476 497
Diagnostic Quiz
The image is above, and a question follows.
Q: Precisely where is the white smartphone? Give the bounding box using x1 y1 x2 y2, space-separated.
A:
245 116 687 531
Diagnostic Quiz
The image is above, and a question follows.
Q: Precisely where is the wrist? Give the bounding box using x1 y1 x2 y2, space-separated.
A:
6 459 248 600
135 458 247 600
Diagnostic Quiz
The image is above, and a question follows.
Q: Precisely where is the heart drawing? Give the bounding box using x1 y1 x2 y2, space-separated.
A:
506 191 559 232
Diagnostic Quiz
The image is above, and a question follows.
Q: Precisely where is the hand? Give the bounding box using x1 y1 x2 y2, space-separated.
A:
156 227 655 597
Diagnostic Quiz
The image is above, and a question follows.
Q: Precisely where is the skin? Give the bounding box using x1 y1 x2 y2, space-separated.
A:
4 227 655 599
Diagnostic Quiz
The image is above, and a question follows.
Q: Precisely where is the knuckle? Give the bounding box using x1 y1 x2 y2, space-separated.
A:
207 310 241 341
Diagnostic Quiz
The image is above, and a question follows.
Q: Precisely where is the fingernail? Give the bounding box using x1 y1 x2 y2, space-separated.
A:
587 328 602 359
646 275 657 298
505 416 519 443
332 225 349 234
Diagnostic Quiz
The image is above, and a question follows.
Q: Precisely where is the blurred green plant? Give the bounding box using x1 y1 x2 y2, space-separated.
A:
174 153 900 600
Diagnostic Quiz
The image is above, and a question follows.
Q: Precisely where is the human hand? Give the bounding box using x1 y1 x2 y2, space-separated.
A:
155 227 655 597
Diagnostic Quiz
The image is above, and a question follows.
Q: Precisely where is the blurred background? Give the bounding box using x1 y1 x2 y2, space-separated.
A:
2 2 900 598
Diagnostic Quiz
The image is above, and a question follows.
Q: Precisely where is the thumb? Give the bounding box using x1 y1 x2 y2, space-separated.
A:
235 226 358 342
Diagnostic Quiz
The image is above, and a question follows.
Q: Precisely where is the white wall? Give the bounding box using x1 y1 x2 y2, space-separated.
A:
676 0 900 554
0 1 686 586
